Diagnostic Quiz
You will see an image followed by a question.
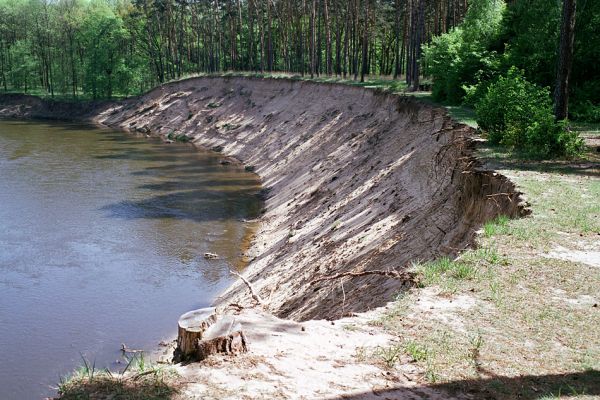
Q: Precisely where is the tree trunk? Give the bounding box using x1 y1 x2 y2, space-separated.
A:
176 308 248 362
176 307 218 359
310 0 316 78
553 0 577 121
195 317 248 361
323 0 332 75
393 0 401 79
360 0 369 82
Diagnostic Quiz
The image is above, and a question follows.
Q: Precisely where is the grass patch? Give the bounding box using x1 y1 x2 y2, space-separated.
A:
483 215 510 237
374 344 403 368
415 256 480 287
374 133 600 397
58 354 178 400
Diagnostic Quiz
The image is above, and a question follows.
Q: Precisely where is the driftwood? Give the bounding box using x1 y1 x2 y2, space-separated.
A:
310 270 416 285
230 269 264 305
120 343 144 354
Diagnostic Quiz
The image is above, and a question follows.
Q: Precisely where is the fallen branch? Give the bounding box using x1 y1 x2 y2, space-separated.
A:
230 269 264 305
310 270 416 285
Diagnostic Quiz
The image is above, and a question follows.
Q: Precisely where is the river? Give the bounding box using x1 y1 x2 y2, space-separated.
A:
0 120 261 399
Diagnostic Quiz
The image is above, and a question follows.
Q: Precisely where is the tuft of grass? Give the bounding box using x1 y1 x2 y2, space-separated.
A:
375 344 403 368
467 331 484 368
405 341 428 362
483 215 510 237
57 354 177 400
415 256 480 287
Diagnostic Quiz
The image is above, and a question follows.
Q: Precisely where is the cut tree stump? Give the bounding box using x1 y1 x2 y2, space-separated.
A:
175 308 248 362
196 316 248 361
176 307 217 360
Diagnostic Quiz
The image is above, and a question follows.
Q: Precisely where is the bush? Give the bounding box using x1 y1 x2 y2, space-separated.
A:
475 67 583 158
570 100 600 123
423 0 505 104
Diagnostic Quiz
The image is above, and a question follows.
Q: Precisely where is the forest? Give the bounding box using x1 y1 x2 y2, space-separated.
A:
0 0 598 156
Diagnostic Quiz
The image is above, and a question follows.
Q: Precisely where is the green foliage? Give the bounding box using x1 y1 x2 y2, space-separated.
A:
499 0 560 88
424 0 505 104
5 40 38 91
80 6 131 99
426 0 599 124
571 101 600 123
423 29 465 103
476 68 583 158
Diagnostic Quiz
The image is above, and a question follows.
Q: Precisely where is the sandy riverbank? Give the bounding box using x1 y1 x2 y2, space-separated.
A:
1 77 529 398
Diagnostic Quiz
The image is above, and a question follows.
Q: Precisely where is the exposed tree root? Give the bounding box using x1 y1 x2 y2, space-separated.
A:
310 269 417 285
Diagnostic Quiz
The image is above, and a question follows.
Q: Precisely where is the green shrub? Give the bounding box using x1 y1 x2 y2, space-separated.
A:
475 67 583 158
571 100 600 123
424 0 505 104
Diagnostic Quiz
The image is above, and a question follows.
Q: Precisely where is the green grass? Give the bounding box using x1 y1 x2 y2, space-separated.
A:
414 254 483 288
483 215 510 237
405 341 428 362
375 344 404 368
58 354 177 400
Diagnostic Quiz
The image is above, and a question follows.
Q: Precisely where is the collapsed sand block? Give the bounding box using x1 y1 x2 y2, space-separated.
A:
176 308 247 362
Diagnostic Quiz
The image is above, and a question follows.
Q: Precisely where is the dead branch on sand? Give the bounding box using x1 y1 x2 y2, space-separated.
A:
230 269 265 305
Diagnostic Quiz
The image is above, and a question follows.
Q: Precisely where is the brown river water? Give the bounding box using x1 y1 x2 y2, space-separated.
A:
0 120 261 399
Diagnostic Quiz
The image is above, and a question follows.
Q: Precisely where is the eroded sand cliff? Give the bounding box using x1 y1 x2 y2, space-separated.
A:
0 77 528 321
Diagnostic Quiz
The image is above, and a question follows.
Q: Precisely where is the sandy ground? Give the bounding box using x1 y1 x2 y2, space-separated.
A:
154 305 470 400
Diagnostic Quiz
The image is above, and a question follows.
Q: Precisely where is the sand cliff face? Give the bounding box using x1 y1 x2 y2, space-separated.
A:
0 77 529 321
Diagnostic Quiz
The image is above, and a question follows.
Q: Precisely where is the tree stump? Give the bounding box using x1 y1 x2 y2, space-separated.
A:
176 307 217 360
196 316 248 361
175 308 248 362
